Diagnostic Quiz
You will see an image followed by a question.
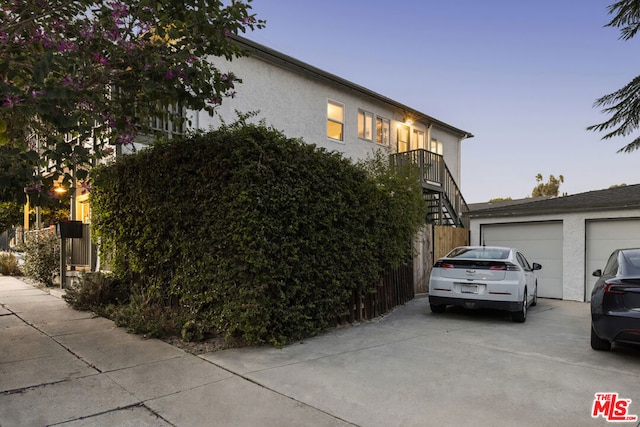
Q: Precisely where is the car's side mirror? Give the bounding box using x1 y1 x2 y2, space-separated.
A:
532 263 542 271
592 269 602 277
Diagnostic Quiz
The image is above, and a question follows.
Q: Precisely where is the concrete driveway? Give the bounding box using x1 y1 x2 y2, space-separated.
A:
204 295 640 427
2 275 639 426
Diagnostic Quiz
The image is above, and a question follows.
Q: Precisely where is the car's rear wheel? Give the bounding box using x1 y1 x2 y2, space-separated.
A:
590 325 611 351
512 289 527 323
531 283 538 307
430 304 446 313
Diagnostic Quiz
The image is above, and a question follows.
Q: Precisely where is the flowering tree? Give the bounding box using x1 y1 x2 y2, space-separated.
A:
0 0 264 204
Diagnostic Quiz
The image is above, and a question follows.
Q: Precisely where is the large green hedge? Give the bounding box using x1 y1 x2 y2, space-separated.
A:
91 122 427 345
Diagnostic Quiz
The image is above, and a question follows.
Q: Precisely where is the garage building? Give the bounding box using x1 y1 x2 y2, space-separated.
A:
466 185 640 302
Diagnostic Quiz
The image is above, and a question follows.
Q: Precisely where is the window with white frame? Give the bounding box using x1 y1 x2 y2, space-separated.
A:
397 124 410 152
358 110 374 141
430 138 444 155
376 117 390 145
327 100 344 141
413 129 425 150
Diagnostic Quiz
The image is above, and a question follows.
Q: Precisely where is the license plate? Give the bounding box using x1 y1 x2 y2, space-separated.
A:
461 284 478 294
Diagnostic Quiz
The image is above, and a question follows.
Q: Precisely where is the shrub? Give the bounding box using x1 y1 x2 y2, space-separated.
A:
63 271 129 311
22 230 59 286
0 253 22 276
91 122 427 345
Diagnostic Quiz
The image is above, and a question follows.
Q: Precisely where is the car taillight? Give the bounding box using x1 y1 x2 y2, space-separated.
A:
604 282 625 295
435 261 455 268
489 263 520 271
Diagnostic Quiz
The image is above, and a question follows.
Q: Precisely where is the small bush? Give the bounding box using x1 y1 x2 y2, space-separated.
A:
106 291 189 338
22 231 59 286
63 271 129 311
0 253 22 276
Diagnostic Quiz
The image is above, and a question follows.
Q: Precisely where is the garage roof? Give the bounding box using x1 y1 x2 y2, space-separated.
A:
466 184 640 218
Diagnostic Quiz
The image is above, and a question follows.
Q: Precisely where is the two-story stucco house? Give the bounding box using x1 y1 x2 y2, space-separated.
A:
65 35 473 290
189 36 473 225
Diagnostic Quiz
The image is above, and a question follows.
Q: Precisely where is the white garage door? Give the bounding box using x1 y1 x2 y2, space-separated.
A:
481 222 563 299
585 219 640 301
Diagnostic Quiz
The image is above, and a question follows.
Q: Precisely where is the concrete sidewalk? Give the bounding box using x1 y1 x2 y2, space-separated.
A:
3 274 640 426
0 276 349 426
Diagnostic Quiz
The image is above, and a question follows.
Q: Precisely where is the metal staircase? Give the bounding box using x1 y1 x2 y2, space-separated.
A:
390 149 468 227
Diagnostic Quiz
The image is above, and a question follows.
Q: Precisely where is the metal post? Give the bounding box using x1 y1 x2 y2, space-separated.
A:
60 237 66 288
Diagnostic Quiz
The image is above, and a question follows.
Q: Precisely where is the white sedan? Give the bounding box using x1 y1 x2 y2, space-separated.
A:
428 246 541 322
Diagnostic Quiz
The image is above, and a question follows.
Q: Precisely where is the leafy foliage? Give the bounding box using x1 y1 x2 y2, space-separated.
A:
0 253 22 276
0 202 22 233
532 173 564 197
91 123 426 345
588 1 640 152
22 230 59 286
0 0 264 204
63 271 128 311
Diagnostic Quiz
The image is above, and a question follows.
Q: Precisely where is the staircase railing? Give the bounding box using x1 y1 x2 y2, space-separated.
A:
390 149 468 226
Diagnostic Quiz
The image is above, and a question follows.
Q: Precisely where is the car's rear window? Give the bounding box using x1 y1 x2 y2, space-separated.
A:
622 250 640 274
446 247 510 260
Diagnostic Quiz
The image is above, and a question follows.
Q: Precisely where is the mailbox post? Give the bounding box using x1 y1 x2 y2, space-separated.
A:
55 220 83 288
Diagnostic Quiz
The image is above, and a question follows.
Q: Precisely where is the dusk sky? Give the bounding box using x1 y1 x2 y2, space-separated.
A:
243 0 640 203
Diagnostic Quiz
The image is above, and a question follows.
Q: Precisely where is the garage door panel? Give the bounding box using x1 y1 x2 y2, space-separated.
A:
482 222 563 299
585 219 640 301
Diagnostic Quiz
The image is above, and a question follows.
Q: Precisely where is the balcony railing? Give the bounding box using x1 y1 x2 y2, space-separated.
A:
390 149 468 226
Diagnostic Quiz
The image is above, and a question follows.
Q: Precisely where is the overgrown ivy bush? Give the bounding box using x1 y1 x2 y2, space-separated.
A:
91 122 427 345
22 230 59 286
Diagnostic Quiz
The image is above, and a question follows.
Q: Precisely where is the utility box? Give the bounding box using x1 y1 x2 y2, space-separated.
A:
56 220 83 239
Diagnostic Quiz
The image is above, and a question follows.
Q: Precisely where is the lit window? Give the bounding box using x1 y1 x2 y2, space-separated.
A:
397 124 410 152
376 117 390 145
358 110 374 140
414 130 425 150
430 139 443 155
327 100 344 141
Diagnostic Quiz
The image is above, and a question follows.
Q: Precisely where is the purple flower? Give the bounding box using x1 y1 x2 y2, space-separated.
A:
80 181 91 194
165 69 175 79
92 53 109 65
116 133 133 145
1 95 21 107
57 40 76 52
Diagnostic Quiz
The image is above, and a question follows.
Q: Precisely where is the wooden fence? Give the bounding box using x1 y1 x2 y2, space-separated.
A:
339 262 414 324
434 225 469 261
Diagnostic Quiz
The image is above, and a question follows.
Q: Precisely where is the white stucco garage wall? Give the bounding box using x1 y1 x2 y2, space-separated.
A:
469 208 640 302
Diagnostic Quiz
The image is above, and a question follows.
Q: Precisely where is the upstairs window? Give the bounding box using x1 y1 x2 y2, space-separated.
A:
414 129 425 150
358 110 374 141
397 124 410 152
376 117 390 145
430 138 443 155
327 100 344 141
